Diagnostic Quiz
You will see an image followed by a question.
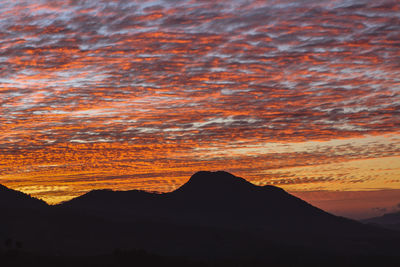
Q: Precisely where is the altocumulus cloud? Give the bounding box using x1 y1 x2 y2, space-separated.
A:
0 0 399 202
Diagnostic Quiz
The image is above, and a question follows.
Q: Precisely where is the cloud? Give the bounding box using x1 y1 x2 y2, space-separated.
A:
371 207 387 213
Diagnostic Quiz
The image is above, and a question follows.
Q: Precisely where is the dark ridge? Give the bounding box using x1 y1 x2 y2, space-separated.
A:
0 183 47 208
173 171 257 194
186 171 250 186
262 184 287 192
175 171 288 195
363 211 400 231
59 188 157 209
61 171 291 206
58 170 381 237
364 211 400 224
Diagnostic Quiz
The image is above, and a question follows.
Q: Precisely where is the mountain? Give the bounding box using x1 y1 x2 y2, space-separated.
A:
0 184 51 252
59 171 372 233
58 171 398 255
2 171 400 266
363 211 400 231
0 184 47 209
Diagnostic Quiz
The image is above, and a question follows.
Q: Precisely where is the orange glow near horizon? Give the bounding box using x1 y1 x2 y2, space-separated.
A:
1 0 400 218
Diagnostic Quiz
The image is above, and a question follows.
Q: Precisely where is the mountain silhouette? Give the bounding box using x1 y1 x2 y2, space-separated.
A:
2 171 400 266
0 184 50 252
58 171 396 252
0 184 46 209
363 211 400 231
60 171 367 232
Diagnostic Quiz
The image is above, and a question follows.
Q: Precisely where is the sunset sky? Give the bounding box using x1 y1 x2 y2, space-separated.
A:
1 0 399 219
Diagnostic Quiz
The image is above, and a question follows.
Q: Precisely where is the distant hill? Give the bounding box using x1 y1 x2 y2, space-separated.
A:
0 184 47 209
0 184 49 251
363 211 400 231
1 171 400 266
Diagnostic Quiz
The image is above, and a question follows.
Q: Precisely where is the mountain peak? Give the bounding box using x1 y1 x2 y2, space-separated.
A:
189 170 246 183
173 171 258 196
188 171 251 186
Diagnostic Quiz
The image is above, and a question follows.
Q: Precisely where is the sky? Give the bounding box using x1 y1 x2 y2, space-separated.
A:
0 0 399 219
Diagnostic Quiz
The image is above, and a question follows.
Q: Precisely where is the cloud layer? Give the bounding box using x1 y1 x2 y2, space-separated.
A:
0 0 399 205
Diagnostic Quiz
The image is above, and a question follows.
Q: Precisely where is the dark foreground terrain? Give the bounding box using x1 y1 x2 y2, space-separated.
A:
1 247 399 267
1 171 399 266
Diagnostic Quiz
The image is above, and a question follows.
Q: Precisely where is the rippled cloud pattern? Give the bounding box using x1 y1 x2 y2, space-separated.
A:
1 0 399 205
